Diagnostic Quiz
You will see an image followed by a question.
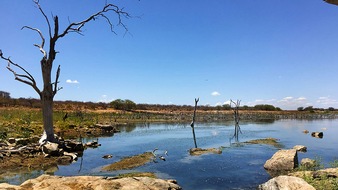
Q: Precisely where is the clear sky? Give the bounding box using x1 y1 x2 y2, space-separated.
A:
1 0 338 110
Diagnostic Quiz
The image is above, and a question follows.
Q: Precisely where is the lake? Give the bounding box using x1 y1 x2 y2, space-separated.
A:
2 119 338 189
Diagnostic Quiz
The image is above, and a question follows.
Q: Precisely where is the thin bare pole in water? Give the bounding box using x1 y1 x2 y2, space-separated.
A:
190 98 199 148
231 99 242 142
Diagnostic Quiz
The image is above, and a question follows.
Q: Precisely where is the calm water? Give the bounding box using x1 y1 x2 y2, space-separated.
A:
2 119 338 189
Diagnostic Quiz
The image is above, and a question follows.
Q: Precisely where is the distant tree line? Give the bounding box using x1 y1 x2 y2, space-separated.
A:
1 96 337 112
297 106 336 112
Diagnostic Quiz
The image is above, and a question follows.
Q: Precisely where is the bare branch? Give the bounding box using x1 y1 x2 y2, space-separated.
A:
0 51 41 95
58 3 130 38
21 26 47 58
53 65 61 96
33 0 52 38
230 99 241 124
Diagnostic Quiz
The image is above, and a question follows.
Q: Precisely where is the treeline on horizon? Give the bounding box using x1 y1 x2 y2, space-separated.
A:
1 96 337 112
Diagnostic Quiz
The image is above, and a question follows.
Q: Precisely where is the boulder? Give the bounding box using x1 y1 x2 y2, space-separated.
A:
63 151 78 161
313 167 338 179
57 155 73 165
0 174 182 190
41 142 60 156
293 145 307 152
264 149 298 171
94 124 119 133
258 175 315 190
84 140 101 148
64 140 84 152
102 154 113 159
8 138 16 144
291 167 338 179
301 158 317 168
311 132 323 138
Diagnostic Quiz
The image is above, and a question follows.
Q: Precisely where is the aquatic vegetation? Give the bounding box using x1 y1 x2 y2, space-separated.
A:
102 152 154 171
244 138 284 148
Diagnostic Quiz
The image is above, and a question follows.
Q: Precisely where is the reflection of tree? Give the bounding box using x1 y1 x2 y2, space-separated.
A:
119 123 137 133
231 99 242 142
252 119 275 124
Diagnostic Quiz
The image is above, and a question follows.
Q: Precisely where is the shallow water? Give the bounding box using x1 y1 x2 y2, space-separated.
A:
2 119 338 189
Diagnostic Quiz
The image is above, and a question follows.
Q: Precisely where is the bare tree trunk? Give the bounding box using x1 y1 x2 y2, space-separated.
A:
1 1 130 144
231 99 242 142
40 56 56 142
190 98 199 148
41 94 55 142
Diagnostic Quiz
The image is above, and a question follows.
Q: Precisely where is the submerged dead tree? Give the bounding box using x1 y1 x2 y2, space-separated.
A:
231 99 242 141
0 1 130 142
190 98 199 148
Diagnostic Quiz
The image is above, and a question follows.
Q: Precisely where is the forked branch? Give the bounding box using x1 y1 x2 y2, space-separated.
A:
21 26 47 58
58 3 130 38
231 99 241 124
33 0 52 38
0 50 41 95
230 99 242 141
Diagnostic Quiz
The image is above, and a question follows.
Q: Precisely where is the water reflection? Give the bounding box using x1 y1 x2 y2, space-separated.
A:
2 119 338 189
117 123 137 132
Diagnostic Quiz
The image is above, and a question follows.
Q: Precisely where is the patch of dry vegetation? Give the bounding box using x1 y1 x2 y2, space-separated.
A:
189 148 222 156
116 172 156 179
102 152 154 171
245 138 284 148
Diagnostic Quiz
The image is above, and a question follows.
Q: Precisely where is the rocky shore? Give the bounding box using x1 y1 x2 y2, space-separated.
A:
0 175 182 190
259 140 338 190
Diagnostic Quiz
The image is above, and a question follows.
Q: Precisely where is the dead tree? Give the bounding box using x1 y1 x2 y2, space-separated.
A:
0 1 130 142
230 99 242 141
190 98 199 148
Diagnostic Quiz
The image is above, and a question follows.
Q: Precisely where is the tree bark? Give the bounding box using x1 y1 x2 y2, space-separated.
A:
40 58 55 142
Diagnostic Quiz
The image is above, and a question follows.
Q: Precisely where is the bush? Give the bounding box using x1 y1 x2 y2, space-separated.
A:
110 99 136 111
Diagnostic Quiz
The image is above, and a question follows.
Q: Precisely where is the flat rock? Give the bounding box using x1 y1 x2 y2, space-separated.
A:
301 158 316 168
264 149 298 171
293 145 307 152
258 175 315 190
0 174 182 190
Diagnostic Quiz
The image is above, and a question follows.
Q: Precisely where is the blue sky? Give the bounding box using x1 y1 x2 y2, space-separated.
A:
1 0 338 110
